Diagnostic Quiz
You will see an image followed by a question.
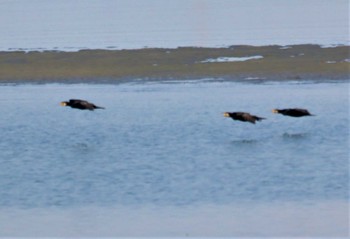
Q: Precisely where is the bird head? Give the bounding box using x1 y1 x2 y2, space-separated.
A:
272 109 279 114
60 101 68 106
223 112 231 117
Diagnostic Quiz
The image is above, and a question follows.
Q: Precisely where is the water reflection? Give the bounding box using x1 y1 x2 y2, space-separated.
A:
230 139 259 144
282 132 309 139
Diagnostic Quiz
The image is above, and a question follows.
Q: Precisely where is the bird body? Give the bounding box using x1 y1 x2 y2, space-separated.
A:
272 108 313 117
60 99 105 110
223 112 265 124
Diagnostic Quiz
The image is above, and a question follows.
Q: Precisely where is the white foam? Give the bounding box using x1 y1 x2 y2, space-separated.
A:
201 56 263 63
279 46 292 50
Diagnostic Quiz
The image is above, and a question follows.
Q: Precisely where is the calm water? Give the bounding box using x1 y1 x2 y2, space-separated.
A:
1 0 348 51
0 80 348 237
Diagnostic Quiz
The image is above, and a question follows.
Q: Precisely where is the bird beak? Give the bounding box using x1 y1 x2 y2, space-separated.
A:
60 102 67 106
223 112 230 117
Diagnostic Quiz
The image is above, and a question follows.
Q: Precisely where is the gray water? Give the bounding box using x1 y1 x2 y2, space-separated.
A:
0 80 348 237
1 0 348 51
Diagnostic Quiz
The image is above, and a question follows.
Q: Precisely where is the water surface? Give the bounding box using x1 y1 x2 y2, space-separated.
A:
1 0 348 51
0 80 348 236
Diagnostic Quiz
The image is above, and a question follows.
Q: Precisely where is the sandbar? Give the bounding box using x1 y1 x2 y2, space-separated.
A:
0 44 349 83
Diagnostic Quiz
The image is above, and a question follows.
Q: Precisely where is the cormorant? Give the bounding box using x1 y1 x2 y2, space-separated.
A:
223 112 265 124
272 108 313 117
60 99 105 110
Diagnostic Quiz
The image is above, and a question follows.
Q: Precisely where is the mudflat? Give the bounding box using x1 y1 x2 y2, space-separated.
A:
0 44 349 82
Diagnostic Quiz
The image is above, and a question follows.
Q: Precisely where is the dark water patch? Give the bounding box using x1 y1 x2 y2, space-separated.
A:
282 132 309 139
230 139 259 144
68 142 97 154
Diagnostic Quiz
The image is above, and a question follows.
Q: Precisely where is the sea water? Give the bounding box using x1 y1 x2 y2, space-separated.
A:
0 80 348 237
0 0 348 51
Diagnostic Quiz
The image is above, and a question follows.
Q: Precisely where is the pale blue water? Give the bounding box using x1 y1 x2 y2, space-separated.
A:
0 80 348 236
0 0 348 51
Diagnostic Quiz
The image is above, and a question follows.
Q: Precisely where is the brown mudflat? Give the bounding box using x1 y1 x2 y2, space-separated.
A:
0 44 349 82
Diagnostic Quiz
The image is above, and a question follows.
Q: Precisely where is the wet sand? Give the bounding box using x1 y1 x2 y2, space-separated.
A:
0 44 349 82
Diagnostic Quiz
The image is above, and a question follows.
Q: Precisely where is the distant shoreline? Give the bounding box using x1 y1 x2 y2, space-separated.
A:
2 43 348 53
0 44 349 83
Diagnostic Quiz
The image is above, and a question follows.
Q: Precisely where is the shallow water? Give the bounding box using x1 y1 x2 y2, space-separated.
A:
0 80 348 236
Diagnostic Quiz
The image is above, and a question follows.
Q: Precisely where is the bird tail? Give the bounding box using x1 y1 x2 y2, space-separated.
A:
96 106 105 109
256 117 266 121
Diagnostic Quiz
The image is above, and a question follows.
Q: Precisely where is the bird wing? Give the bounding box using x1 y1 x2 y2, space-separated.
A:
244 113 265 123
69 99 95 110
294 108 310 114
242 113 257 123
69 99 84 103
80 101 95 110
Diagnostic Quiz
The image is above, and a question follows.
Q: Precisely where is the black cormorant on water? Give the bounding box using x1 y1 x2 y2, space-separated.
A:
272 108 313 117
223 112 265 124
60 99 105 110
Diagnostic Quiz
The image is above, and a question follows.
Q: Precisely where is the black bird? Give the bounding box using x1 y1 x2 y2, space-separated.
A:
223 112 265 124
272 108 313 117
60 99 105 110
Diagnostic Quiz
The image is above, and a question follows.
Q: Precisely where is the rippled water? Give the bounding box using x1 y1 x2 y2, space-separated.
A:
0 80 348 237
